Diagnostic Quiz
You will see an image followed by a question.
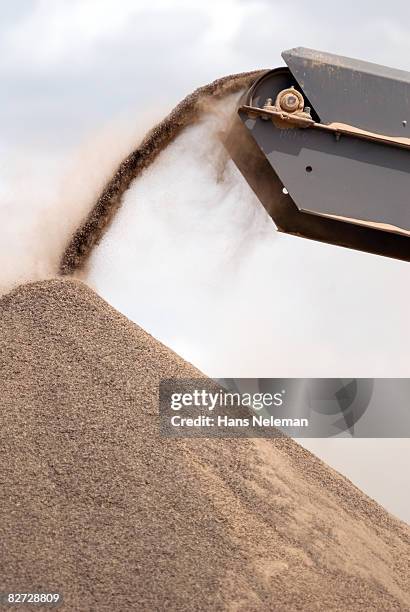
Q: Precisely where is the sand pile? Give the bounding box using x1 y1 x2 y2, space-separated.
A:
1 279 409 611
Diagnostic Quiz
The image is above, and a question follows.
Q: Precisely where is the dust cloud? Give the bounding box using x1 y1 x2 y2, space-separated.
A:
0 109 163 295
85 97 409 379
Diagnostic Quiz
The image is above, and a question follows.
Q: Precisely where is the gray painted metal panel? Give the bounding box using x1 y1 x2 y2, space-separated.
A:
246 116 410 233
229 110 410 261
232 55 410 259
283 47 410 136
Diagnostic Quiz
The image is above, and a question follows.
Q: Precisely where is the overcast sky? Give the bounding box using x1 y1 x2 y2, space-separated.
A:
3 0 410 153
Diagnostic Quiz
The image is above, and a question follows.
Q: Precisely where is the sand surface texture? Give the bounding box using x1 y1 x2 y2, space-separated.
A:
1 279 409 611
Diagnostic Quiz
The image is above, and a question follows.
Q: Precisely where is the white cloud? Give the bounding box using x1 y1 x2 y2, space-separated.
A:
2 0 140 71
0 0 259 74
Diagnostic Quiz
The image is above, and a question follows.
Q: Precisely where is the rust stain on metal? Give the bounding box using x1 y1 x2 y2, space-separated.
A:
242 104 410 151
311 211 410 236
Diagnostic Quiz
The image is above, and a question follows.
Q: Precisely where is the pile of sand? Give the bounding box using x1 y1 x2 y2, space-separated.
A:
1 279 409 611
